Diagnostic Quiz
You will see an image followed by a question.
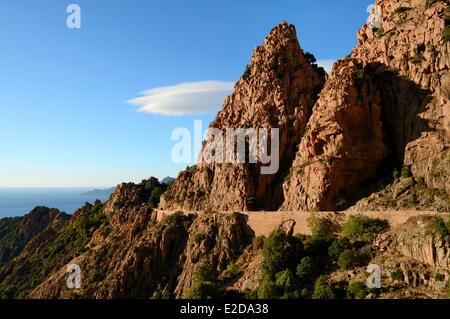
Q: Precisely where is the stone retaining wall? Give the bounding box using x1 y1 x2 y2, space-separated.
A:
155 210 450 237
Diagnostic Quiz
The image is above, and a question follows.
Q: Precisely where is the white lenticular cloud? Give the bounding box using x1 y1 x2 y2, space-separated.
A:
317 59 336 73
128 81 235 116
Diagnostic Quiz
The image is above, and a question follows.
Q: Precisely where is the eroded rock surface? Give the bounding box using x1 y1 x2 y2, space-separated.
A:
161 22 325 211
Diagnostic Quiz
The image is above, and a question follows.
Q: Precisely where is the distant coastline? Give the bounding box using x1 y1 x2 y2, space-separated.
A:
81 187 115 197
0 188 112 218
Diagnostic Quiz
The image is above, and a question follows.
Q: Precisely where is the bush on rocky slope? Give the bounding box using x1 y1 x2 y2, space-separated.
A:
342 215 389 242
183 263 225 299
0 203 105 298
433 217 450 237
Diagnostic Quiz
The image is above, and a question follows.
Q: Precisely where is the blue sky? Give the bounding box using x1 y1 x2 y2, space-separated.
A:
0 0 373 187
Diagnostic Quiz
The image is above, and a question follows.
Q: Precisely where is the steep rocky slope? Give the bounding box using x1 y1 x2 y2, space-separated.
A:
349 175 450 211
0 182 449 299
0 204 100 298
282 0 449 210
160 22 325 211
30 208 253 299
162 0 449 212
282 59 387 210
352 0 450 193
0 207 69 264
333 215 450 299
0 0 449 300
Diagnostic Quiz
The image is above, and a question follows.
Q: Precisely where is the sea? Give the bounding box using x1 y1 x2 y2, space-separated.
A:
0 188 113 218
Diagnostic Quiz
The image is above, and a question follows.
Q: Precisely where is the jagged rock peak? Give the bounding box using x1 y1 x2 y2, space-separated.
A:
160 21 325 212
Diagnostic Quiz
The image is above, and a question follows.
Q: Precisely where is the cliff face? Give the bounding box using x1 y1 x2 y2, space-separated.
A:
1 0 449 301
283 0 449 210
351 0 450 193
162 0 449 213
160 22 325 211
174 213 254 297
0 207 69 264
1 184 449 299
394 217 450 268
282 59 387 210
0 207 70 298
26 184 254 299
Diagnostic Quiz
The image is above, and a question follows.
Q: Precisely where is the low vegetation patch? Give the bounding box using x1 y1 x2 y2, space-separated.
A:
242 64 251 80
444 25 450 42
183 263 225 299
255 216 381 299
307 213 339 240
0 204 107 298
393 7 411 15
342 214 389 242
391 269 404 281
409 54 424 64
433 217 450 237
337 249 367 270
346 282 369 299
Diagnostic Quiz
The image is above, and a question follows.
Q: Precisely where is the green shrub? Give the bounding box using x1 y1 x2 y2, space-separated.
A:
183 281 222 299
401 166 412 178
435 272 445 281
261 228 303 278
304 52 317 65
149 187 162 208
222 263 241 283
193 232 206 244
353 68 365 81
328 237 351 260
307 212 338 240
428 45 438 61
141 177 168 208
275 269 298 293
444 25 450 42
185 165 197 174
415 176 425 190
375 28 385 38
296 257 315 282
312 276 336 299
433 218 450 237
391 269 404 281
427 0 440 6
347 282 369 299
243 64 251 80
0 217 24 264
393 7 411 14
163 211 184 224
300 288 309 299
337 249 363 270
409 54 424 64
342 215 389 242
393 168 399 180
194 264 216 282
244 289 259 299
183 263 224 299
257 275 278 299
304 237 333 271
